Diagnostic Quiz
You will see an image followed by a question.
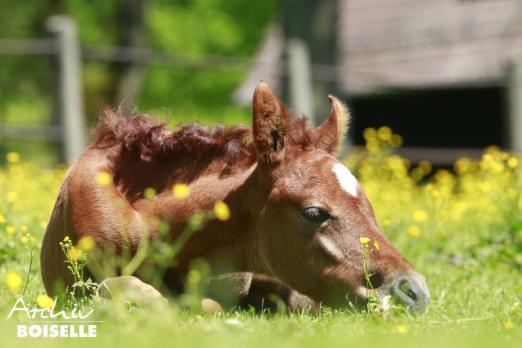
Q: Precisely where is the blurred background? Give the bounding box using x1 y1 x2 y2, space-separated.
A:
1 0 522 166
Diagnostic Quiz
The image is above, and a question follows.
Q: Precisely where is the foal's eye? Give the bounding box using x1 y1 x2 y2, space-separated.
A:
301 207 331 224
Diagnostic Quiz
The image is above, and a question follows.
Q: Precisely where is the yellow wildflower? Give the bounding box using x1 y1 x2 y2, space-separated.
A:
503 321 514 330
6 152 20 163
96 172 113 187
359 237 371 245
6 225 15 234
395 325 409 334
373 240 380 250
408 225 421 237
363 128 376 141
37 294 54 309
507 157 518 169
6 270 22 292
366 139 379 152
63 236 70 242
20 234 34 244
413 210 428 223
66 247 82 262
7 191 18 203
214 201 231 221
77 236 96 251
0 214 5 224
172 183 190 199
391 134 403 148
144 187 156 199
377 126 392 141
418 160 432 174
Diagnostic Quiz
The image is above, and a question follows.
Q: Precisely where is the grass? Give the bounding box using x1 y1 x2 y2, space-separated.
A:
0 127 521 347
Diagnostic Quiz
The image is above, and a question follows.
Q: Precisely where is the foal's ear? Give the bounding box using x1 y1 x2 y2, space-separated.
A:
311 95 350 156
252 82 288 163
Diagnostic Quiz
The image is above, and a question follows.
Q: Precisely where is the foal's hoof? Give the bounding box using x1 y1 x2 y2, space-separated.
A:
99 275 168 310
201 298 224 314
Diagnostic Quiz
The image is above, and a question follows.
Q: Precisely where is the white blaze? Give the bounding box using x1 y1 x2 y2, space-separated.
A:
332 162 358 197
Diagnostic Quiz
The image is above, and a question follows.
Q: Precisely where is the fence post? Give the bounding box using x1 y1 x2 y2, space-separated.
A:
507 60 522 153
47 16 86 163
287 39 315 125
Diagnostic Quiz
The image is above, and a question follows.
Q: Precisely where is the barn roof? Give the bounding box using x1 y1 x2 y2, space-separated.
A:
339 0 522 94
235 0 522 101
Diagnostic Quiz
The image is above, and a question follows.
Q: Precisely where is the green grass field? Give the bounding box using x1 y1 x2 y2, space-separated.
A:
0 129 521 347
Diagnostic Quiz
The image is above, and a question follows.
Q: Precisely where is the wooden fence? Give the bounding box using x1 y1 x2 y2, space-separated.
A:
1 15 521 164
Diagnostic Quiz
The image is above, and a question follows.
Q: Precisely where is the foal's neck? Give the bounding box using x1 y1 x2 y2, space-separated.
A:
156 163 268 273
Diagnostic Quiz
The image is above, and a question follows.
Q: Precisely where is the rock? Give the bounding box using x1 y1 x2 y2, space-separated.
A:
99 275 168 310
201 298 224 314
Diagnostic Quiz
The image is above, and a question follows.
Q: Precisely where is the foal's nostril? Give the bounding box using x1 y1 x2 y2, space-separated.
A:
390 273 430 313
398 279 417 302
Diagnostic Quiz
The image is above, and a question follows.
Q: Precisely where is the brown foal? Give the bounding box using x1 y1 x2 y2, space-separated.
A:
41 82 429 312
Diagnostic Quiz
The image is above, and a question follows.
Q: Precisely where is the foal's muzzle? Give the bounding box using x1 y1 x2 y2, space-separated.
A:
380 272 430 313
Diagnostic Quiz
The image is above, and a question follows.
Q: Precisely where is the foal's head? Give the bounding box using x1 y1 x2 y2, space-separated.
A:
250 83 429 312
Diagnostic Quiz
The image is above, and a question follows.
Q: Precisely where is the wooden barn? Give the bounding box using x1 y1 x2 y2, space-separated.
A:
235 0 522 164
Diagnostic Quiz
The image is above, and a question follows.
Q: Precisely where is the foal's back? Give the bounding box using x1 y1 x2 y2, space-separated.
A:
40 112 257 295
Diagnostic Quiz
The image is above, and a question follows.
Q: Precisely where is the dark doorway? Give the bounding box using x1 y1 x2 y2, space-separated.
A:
349 87 506 149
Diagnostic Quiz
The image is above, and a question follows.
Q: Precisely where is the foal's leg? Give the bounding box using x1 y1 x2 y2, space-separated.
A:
239 273 318 313
207 272 318 313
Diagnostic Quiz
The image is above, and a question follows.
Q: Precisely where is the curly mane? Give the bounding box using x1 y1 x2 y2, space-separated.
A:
92 108 314 170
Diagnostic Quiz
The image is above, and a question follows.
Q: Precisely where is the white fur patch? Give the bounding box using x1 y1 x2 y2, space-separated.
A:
332 162 358 197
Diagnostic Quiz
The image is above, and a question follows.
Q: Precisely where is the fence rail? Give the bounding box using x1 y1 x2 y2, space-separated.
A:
1 15 521 164
0 16 340 163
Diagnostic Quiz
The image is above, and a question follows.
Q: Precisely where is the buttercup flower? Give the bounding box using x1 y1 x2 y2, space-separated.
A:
96 172 113 187
37 294 54 309
395 325 409 334
408 226 421 237
413 210 428 223
214 201 230 221
507 157 518 168
173 183 190 199
144 187 156 199
78 236 96 251
20 233 35 244
66 247 83 262
6 270 22 292
7 191 18 203
373 240 380 250
391 134 403 147
363 128 376 141
503 321 514 330
6 152 20 163
377 126 392 141
359 237 371 245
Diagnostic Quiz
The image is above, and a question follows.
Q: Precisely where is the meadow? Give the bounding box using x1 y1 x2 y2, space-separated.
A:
0 127 521 347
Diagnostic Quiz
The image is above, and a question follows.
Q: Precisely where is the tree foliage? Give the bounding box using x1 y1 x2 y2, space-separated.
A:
0 0 277 162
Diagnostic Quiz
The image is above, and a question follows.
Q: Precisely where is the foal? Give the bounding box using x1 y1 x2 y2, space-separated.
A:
41 83 429 312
